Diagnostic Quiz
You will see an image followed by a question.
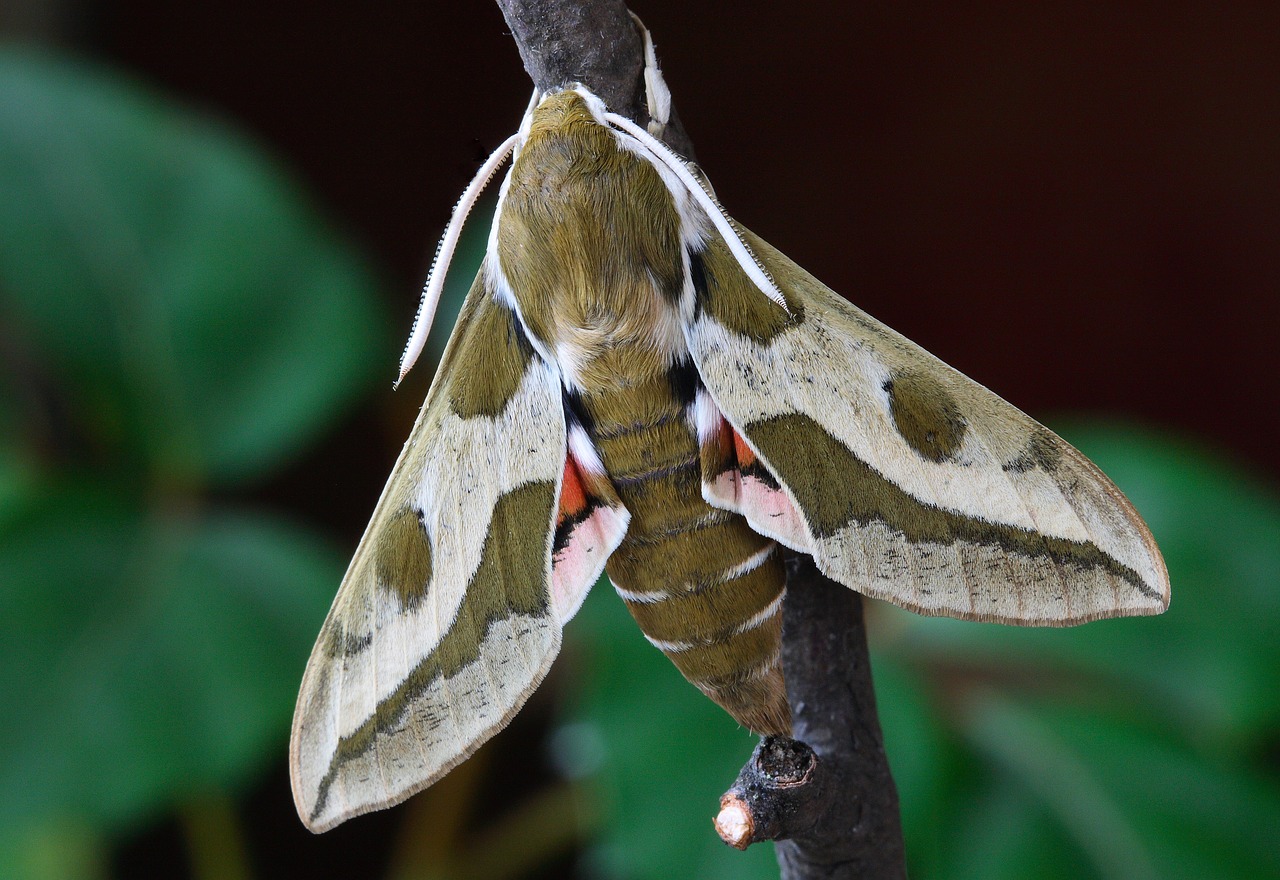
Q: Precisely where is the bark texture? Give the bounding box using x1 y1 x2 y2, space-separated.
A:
772 555 906 878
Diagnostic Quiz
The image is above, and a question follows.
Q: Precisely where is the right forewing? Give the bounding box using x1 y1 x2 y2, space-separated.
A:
686 227 1169 626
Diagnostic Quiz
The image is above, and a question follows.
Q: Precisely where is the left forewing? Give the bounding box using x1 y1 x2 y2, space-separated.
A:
290 277 567 832
686 227 1169 626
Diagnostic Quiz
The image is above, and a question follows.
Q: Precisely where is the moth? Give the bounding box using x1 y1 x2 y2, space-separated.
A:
290 25 1169 833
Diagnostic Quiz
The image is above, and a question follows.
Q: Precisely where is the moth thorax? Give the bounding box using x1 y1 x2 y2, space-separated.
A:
495 103 688 379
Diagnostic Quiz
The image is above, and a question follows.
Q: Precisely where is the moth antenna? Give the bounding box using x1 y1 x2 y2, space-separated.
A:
397 133 520 387
629 13 671 134
602 111 789 314
517 87 542 146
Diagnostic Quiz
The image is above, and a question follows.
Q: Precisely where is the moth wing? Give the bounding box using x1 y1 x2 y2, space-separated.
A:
290 272 615 833
686 226 1169 625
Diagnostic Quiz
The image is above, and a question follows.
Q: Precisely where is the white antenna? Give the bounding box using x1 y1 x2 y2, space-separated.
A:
396 133 520 386
603 111 789 312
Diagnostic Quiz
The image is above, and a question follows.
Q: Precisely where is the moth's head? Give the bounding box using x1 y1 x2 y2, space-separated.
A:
526 86 611 140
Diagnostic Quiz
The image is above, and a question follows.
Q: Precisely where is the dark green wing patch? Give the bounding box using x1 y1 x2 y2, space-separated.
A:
1002 430 1063 474
691 241 804 343
448 294 535 419
883 369 967 462
376 507 433 609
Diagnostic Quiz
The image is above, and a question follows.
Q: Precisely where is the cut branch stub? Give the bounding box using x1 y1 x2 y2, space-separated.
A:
714 735 824 850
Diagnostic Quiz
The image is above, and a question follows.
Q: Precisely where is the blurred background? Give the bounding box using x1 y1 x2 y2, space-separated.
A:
2 1 1278 878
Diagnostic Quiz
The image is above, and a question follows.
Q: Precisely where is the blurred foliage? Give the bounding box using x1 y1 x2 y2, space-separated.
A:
1 41 1278 880
0 47 388 875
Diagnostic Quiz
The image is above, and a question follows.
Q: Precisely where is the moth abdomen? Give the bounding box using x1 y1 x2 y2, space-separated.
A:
577 371 791 735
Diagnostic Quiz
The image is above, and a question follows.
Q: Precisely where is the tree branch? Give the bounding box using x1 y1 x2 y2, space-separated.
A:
776 555 906 877
494 0 694 157
493 2 905 876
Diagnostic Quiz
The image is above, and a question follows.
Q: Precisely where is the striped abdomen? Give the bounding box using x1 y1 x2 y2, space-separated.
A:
574 368 791 736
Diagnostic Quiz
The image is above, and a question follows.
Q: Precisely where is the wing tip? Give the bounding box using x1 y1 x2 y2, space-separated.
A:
285 629 565 834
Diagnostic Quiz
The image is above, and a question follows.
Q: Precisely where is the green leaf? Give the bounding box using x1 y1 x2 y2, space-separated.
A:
0 47 388 486
965 695 1161 880
0 481 340 830
871 653 962 874
961 696 1280 880
873 423 1280 878
944 775 1077 880
0 818 106 880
